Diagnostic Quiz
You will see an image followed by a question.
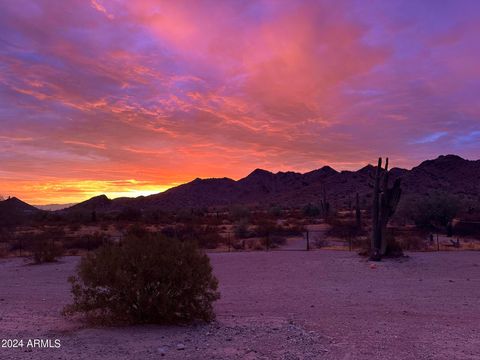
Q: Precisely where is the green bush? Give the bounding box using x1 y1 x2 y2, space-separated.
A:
63 232 220 324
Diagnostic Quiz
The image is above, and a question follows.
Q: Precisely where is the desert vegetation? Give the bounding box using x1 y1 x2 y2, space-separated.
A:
1 189 480 259
1 155 480 359
63 227 220 324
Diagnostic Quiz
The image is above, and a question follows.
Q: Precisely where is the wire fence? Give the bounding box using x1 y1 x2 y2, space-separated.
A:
214 230 351 253
1 227 479 258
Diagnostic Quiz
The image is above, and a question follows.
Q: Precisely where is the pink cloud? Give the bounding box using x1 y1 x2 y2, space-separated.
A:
1 0 479 203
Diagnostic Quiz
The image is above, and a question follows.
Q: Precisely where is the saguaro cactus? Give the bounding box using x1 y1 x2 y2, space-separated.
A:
370 157 402 261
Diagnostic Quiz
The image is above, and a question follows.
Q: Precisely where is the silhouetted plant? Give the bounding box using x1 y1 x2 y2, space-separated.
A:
116 207 142 222
370 157 402 260
230 206 251 222
63 232 220 324
303 203 320 218
28 229 64 263
269 206 283 218
160 224 223 249
234 219 250 239
408 193 460 232
64 232 110 251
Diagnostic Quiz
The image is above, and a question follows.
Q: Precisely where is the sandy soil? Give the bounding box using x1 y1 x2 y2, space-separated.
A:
0 251 479 359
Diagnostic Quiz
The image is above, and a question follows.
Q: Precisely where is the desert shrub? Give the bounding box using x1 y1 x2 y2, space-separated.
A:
265 235 287 247
64 232 110 251
253 241 264 250
453 221 480 239
8 237 24 252
400 194 461 232
65 210 91 225
278 223 305 236
234 219 250 239
114 222 127 233
315 239 329 248
231 240 245 250
0 227 12 242
255 219 303 238
0 243 8 258
29 230 64 263
175 209 199 224
255 219 276 237
383 233 404 257
160 225 177 238
351 236 369 249
160 224 222 249
325 218 365 239
63 232 220 324
230 206 251 222
399 235 426 251
68 223 81 233
31 239 63 263
116 207 142 222
196 226 223 249
269 206 283 218
303 203 321 218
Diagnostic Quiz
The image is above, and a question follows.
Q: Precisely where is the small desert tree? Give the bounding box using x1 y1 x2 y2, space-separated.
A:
64 230 220 324
410 194 460 232
29 228 65 264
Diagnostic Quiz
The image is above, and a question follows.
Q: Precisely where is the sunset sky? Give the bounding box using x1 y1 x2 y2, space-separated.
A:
1 0 479 204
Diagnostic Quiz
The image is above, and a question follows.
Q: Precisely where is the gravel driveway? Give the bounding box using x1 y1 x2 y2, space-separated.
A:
0 251 479 359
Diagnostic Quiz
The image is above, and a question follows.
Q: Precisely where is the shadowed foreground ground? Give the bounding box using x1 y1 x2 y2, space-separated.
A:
0 251 479 359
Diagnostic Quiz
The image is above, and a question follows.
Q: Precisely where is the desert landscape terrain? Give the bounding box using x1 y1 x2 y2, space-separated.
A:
2 0 480 359
1 250 479 360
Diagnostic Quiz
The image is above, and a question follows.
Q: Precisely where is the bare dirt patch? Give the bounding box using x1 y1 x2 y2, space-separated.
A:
0 251 479 359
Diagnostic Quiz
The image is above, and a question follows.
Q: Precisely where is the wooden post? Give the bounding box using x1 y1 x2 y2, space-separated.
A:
436 233 439 251
306 230 310 251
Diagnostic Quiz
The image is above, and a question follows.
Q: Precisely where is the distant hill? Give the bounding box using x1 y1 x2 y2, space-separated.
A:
35 203 77 211
63 154 480 213
64 194 112 212
0 197 40 213
0 197 41 226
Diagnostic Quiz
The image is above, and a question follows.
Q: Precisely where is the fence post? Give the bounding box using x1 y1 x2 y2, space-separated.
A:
436 233 439 251
228 232 231 252
306 230 310 251
266 232 269 251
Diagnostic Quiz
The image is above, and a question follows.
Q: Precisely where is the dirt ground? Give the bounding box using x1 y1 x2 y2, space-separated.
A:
0 250 479 359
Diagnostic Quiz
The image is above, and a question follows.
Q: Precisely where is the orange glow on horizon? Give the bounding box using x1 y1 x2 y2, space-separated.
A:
1 1 479 204
0 179 177 205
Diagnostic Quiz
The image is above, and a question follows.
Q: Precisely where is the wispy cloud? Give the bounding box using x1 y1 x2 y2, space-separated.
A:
63 140 107 150
90 0 114 20
1 0 480 203
412 131 448 144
